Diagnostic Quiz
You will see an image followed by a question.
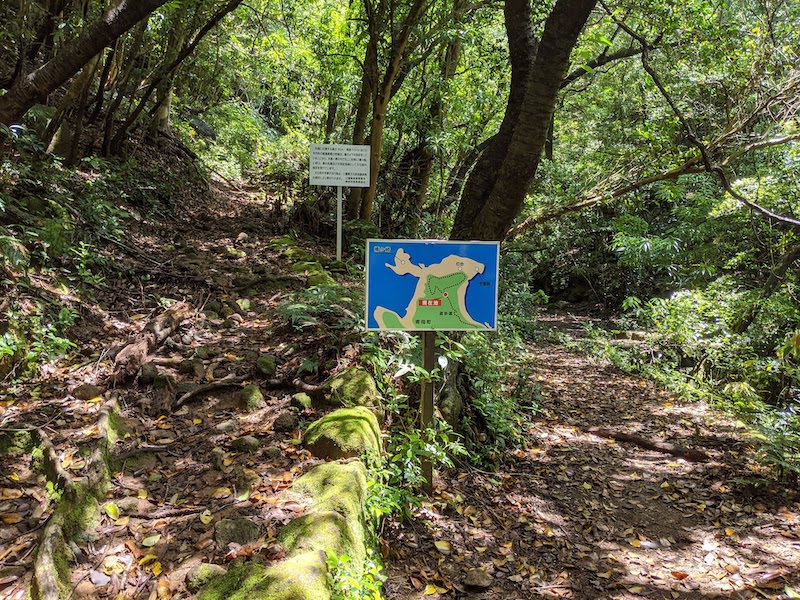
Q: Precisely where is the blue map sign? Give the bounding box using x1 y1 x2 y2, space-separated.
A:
365 239 499 331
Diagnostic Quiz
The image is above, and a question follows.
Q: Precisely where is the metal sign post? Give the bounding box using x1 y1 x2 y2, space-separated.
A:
420 330 436 494
309 144 370 261
336 186 343 261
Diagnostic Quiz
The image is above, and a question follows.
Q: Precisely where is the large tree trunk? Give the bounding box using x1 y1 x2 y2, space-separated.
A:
0 0 169 126
450 0 597 241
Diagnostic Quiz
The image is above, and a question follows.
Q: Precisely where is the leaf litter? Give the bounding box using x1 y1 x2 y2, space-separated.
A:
0 180 342 599
382 315 800 599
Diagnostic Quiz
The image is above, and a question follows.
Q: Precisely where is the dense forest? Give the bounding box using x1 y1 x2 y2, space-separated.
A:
1 0 798 598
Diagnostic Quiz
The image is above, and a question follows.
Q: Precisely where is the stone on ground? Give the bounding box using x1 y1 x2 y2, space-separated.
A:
303 407 380 460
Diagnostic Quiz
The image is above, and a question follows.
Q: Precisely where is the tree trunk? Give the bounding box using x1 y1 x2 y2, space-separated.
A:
358 0 428 221
0 0 170 126
450 0 597 241
324 96 338 143
346 29 378 220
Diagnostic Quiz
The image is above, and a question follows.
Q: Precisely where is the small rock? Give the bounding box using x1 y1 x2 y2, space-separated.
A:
210 447 226 470
215 420 237 433
205 300 222 313
239 384 265 411
138 363 159 386
117 496 155 513
186 563 227 592
215 518 261 547
236 232 249 243
255 354 278 378
71 383 104 401
272 412 298 432
464 568 494 589
263 445 282 459
232 435 261 452
179 358 204 376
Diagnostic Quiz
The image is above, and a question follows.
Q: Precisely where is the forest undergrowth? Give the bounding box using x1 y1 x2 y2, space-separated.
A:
0 133 798 600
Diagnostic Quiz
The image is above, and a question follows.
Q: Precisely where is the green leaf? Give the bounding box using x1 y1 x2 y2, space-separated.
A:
104 502 119 520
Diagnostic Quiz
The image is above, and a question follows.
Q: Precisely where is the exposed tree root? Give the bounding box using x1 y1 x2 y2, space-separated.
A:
588 427 710 462
110 302 194 383
31 400 125 600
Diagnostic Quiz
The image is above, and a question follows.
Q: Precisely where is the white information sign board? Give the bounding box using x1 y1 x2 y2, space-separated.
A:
309 144 370 187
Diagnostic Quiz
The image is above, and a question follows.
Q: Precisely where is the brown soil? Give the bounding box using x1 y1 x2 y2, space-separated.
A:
382 332 800 600
0 178 352 599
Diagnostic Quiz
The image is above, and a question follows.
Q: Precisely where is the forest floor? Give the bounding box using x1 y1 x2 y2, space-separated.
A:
0 176 798 599
383 312 800 599
0 178 349 599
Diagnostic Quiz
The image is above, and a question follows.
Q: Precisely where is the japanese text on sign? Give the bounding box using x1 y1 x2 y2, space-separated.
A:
309 144 370 187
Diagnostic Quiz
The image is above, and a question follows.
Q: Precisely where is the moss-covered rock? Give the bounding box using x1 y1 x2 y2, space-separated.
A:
197 553 329 600
138 362 159 386
290 260 325 274
198 461 369 600
215 518 262 547
283 247 315 263
327 367 383 421
187 563 228 593
268 235 296 249
239 384 266 411
282 461 368 561
290 392 313 410
303 407 381 460
232 435 261 452
255 354 278 378
307 271 337 287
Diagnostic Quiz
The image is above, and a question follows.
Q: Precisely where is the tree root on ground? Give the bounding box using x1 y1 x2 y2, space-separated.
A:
588 427 710 462
110 302 194 384
31 400 125 600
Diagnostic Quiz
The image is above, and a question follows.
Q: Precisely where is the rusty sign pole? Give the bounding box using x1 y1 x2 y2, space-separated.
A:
420 330 436 494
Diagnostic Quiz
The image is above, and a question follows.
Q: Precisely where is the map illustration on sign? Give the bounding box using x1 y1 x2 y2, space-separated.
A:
365 239 499 331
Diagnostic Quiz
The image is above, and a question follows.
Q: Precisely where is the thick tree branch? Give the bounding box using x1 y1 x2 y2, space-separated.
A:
507 128 800 238
0 0 170 125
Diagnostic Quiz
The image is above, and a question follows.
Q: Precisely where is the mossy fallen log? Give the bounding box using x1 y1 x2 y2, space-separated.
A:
198 461 369 600
303 407 381 460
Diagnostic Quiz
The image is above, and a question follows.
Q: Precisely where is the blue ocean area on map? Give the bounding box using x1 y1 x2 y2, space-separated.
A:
366 239 499 330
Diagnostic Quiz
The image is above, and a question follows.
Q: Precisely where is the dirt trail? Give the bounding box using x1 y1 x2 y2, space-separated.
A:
383 332 800 599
